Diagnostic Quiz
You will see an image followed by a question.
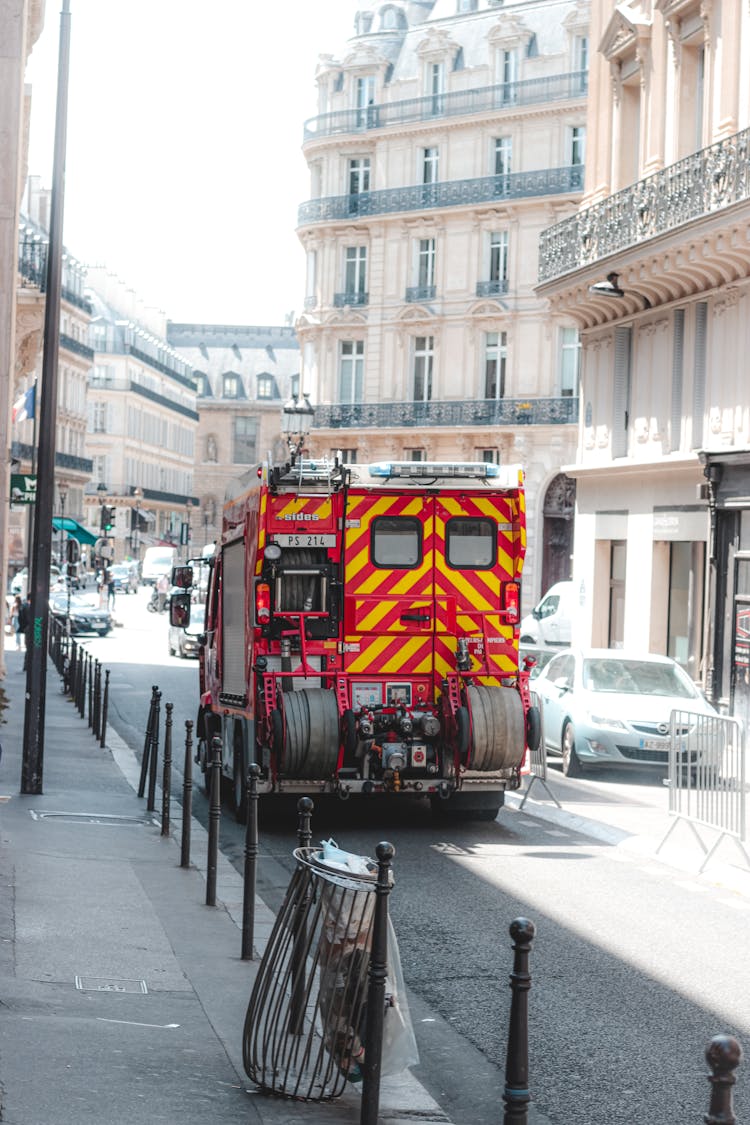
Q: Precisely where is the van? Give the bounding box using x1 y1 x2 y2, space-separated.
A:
141 546 177 587
519 580 575 647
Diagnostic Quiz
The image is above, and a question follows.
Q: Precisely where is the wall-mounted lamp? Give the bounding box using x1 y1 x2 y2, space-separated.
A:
588 271 651 309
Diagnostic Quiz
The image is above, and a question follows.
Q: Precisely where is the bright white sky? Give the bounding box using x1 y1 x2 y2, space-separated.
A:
26 0 355 326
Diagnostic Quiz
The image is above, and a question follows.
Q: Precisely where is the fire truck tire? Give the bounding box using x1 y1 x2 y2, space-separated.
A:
526 706 542 754
466 684 525 771
343 709 357 759
455 706 470 759
431 790 503 821
232 726 247 824
280 689 340 778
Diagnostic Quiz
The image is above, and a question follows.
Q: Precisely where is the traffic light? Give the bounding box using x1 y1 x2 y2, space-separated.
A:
100 504 114 532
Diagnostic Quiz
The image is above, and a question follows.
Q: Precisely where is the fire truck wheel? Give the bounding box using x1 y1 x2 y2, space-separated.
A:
342 709 357 759
280 689 340 778
430 790 503 822
455 706 470 759
526 706 542 754
466 685 525 771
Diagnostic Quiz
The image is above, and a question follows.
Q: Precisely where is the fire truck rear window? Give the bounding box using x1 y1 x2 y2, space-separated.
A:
372 517 422 568
446 518 496 569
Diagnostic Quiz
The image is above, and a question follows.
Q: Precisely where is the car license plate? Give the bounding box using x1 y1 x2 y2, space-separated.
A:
273 534 336 549
640 738 669 750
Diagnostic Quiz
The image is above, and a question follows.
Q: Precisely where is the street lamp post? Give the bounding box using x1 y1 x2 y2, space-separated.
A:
131 487 143 562
185 499 195 561
57 482 68 568
281 391 315 463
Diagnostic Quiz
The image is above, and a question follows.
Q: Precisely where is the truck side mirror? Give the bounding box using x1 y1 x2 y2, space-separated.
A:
170 592 191 629
171 565 194 589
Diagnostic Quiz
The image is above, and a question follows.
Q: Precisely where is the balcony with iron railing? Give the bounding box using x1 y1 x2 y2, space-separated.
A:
539 126 750 284
11 441 93 475
299 165 583 226
60 333 95 361
312 397 578 431
333 291 369 307
405 285 436 303
303 71 588 141
86 376 199 420
476 279 509 298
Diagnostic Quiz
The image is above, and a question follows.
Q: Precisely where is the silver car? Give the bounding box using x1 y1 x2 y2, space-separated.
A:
534 648 717 776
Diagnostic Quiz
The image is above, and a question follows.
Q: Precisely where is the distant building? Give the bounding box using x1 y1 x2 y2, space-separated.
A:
85 269 199 561
167 324 300 548
296 0 589 604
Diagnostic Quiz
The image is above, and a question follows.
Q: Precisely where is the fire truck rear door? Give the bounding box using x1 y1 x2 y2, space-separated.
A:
343 492 438 680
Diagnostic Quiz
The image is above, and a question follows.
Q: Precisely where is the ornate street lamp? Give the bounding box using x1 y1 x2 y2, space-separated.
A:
57 481 69 568
281 391 315 462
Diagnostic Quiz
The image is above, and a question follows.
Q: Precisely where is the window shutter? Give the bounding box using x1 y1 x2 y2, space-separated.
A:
670 309 685 452
612 326 631 458
692 302 707 448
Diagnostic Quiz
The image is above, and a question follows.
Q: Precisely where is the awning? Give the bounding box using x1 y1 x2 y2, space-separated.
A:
51 517 98 546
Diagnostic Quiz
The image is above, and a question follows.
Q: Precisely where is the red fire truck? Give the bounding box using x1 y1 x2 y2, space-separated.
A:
172 456 539 821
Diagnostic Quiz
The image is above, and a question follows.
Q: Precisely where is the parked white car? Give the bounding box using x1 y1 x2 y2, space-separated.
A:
534 648 717 776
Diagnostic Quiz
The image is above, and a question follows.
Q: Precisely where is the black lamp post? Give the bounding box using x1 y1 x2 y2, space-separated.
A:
131 487 143 561
57 482 68 568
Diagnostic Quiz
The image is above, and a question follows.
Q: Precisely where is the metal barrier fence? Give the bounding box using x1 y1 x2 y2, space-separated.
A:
518 695 561 810
658 709 749 873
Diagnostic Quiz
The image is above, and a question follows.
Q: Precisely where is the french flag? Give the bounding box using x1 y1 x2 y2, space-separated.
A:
12 384 35 424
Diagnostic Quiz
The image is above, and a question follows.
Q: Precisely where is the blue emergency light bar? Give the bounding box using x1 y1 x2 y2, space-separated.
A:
368 461 500 479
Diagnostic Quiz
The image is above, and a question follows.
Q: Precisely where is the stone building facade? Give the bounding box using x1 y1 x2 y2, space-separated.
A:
537 1 750 723
296 0 589 606
167 324 300 550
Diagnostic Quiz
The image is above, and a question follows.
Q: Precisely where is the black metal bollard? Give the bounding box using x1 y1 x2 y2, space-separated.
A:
78 650 87 716
503 918 536 1125
241 763 261 960
206 734 222 907
138 686 159 798
99 669 110 748
289 796 315 1031
161 702 173 837
360 841 396 1125
147 691 162 813
181 720 193 869
297 795 314 850
67 641 76 699
87 653 94 728
705 1035 742 1125
93 661 101 740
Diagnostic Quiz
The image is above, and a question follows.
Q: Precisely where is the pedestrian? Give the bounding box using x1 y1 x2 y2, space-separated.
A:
106 565 116 609
11 595 22 650
19 594 32 671
156 572 169 612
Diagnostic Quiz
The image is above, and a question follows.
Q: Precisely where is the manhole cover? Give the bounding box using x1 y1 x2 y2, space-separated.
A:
75 976 148 994
30 811 157 826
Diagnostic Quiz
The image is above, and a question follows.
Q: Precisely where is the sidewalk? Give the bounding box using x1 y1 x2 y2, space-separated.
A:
507 759 750 900
0 650 449 1125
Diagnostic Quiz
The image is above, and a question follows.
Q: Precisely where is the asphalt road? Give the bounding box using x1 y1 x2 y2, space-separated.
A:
79 589 750 1125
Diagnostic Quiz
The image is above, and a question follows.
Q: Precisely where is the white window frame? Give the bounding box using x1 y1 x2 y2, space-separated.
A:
560 326 580 397
488 231 509 284
348 157 371 195
570 125 586 167
416 238 436 289
413 335 434 402
422 147 439 185
484 331 507 399
494 136 512 177
339 339 365 403
344 246 368 296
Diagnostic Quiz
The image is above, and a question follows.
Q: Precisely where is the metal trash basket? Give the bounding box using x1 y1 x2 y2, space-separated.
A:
243 845 387 1101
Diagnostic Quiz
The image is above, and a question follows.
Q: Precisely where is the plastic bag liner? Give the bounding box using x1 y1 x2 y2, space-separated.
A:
243 840 419 1101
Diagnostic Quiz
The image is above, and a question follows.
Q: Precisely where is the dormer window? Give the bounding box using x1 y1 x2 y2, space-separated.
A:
257 373 278 400
223 373 242 398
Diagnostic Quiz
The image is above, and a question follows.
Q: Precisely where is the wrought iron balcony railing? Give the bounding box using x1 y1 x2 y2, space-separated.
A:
333 291 369 307
60 333 95 361
312 396 578 431
405 285 436 303
11 441 93 475
539 126 750 283
476 279 509 297
303 71 588 141
299 165 584 226
86 375 198 420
